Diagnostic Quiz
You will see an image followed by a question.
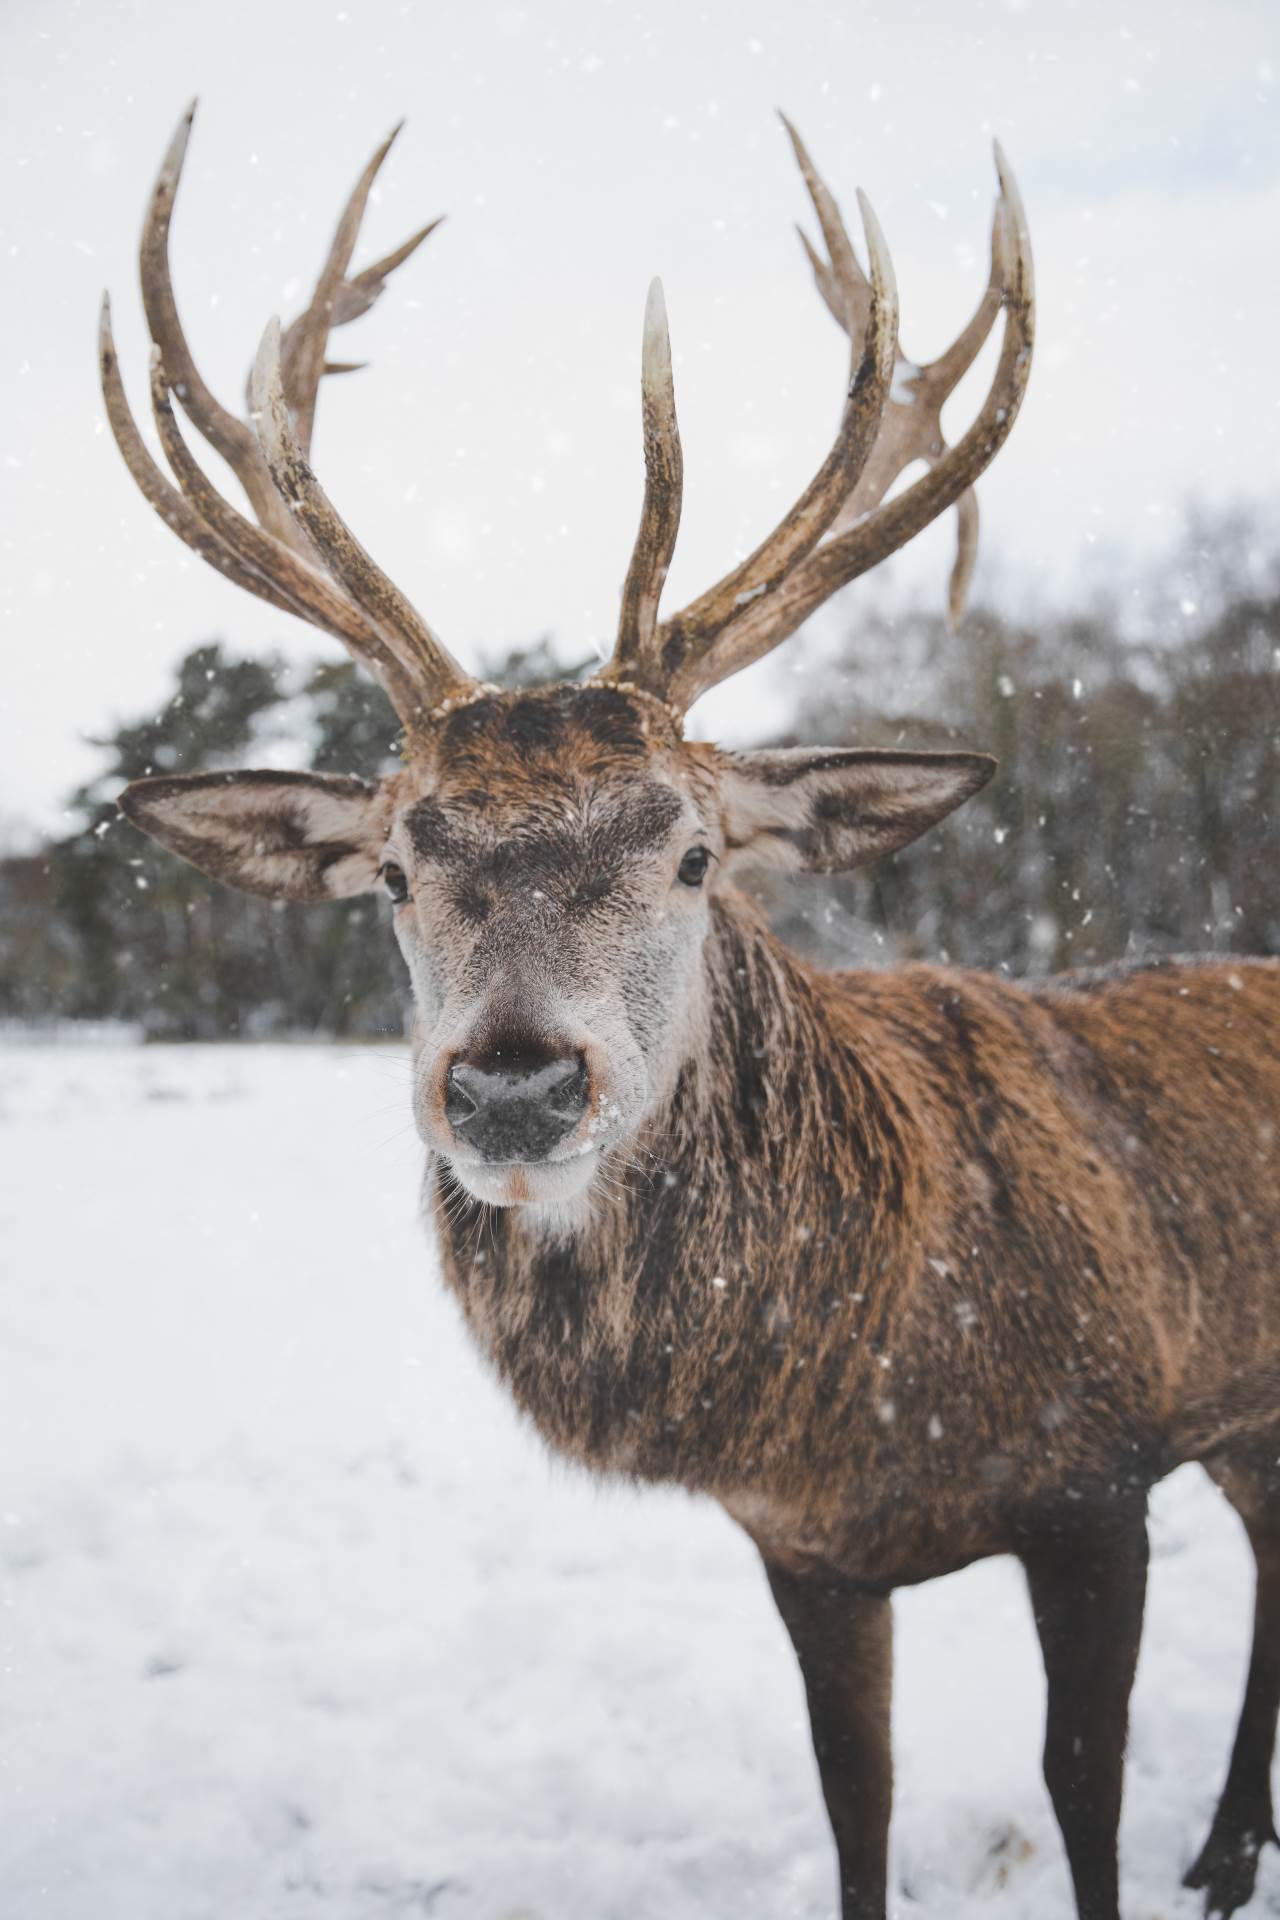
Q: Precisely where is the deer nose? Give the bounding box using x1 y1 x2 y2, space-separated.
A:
444 1049 589 1162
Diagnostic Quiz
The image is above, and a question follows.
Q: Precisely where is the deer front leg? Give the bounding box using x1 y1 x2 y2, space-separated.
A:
1020 1500 1150 1920
764 1560 894 1920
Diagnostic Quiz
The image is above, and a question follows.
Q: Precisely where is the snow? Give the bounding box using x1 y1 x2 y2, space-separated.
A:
1 1041 1275 1918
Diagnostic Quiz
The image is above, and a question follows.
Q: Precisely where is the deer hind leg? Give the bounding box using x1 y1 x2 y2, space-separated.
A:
1020 1497 1150 1920
763 1561 893 1920
1185 1450 1280 1918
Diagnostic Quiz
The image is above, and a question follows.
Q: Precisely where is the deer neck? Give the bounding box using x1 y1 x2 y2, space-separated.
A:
430 890 919 1488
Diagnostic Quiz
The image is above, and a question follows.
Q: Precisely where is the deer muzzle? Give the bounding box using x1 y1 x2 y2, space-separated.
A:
444 1048 590 1163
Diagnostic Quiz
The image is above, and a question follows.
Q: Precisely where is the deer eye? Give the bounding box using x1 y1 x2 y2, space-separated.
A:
380 862 410 906
676 846 712 889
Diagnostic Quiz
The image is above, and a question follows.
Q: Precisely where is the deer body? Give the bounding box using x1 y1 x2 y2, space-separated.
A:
103 106 1278 1919
435 909 1280 1585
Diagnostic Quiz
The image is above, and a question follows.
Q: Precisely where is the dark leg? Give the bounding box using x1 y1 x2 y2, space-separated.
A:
1020 1499 1149 1920
1186 1453 1280 1917
764 1560 893 1920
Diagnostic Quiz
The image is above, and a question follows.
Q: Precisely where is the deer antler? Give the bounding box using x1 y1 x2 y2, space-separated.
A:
267 122 442 459
100 104 474 733
790 115 1003 630
102 107 1030 738
604 121 1033 714
615 279 685 670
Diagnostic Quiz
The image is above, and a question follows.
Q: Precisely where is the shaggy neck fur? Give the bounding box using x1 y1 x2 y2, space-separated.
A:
432 890 924 1493
432 886 1280 1563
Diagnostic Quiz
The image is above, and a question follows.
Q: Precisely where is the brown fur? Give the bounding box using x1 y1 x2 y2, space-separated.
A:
434 895 1280 1585
409 694 1280 1920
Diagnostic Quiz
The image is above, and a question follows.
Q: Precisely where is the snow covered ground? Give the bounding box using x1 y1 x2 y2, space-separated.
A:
1 1040 1275 1919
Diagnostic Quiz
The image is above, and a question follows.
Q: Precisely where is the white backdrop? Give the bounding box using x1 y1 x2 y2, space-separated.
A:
3 0 1277 825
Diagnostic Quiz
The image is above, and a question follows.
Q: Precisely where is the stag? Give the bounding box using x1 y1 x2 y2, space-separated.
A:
103 106 1279 1920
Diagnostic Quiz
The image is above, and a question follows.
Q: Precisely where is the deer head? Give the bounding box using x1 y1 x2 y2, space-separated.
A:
106 105 1033 1215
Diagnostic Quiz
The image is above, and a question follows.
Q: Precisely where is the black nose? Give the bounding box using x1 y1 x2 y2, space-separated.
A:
445 1047 589 1162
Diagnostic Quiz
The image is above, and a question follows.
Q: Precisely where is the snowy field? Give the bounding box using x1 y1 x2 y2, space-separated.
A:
1 1040 1276 1920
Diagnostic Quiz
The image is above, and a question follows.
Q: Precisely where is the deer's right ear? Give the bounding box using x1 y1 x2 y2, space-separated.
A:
719 747 996 875
119 770 394 903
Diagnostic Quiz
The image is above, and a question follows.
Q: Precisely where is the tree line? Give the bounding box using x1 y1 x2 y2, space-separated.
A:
3 519 1275 1039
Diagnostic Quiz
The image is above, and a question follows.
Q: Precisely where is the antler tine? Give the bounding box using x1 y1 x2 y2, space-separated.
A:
819 191 1007 627
100 297 425 716
251 317 474 722
306 219 444 382
608 122 899 700
139 102 298 550
102 301 425 718
100 295 299 619
783 113 873 334
614 279 684 676
142 342 426 714
274 123 444 458
345 219 445 308
948 486 981 632
797 224 857 333
668 142 1034 710
925 200 1006 396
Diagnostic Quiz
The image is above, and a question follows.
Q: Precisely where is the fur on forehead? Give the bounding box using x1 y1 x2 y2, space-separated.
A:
419 684 679 778
403 684 716 822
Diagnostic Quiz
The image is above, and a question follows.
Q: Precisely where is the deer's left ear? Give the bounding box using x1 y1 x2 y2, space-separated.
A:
720 748 996 876
119 769 394 903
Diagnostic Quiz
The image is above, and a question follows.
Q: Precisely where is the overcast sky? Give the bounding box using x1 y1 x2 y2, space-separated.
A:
2 0 1277 833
